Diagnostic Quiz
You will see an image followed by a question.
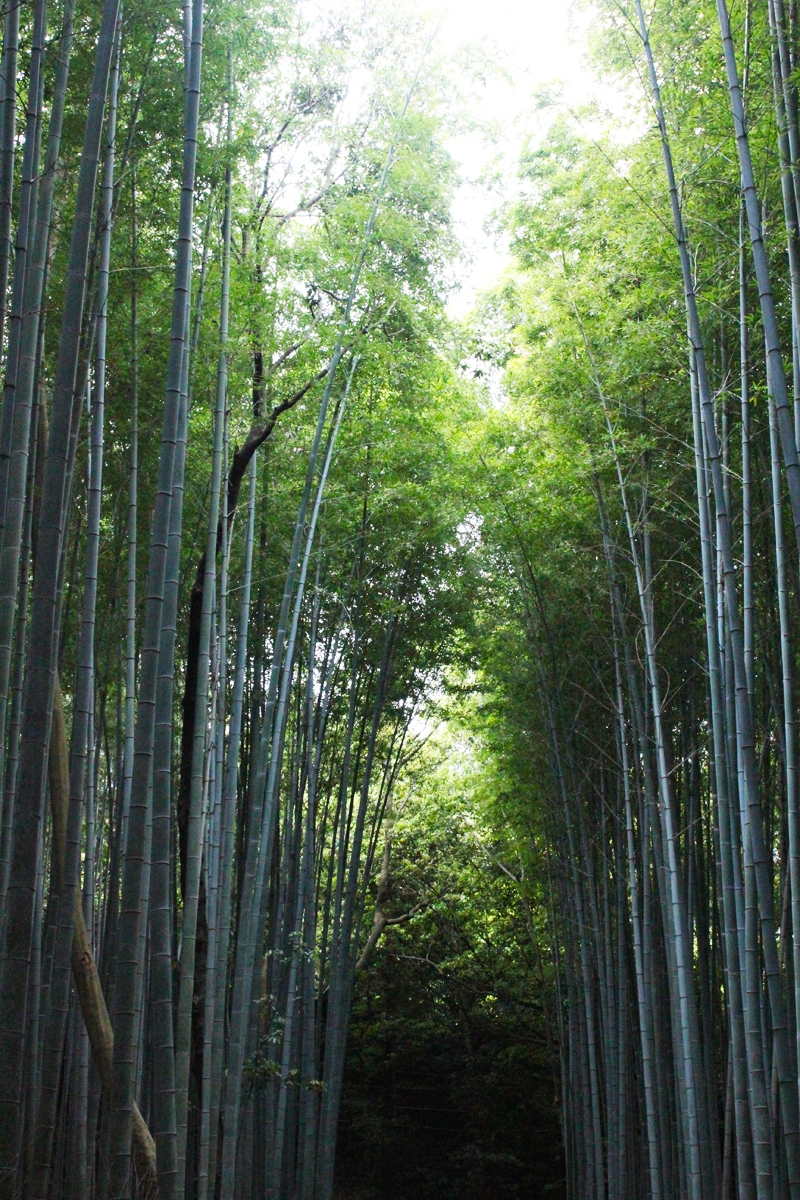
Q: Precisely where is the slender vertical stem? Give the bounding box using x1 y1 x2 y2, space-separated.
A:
174 64 230 1181
109 0 204 1185
0 0 120 1182
0 0 20 357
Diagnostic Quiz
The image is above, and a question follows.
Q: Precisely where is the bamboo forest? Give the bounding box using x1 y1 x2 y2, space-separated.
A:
10 0 800 1196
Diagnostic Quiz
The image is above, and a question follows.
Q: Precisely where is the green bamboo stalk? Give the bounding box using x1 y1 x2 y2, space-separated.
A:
636 3 800 1187
0 0 48 838
0 0 120 1183
28 23 121 1191
0 0 20 356
218 86 413 1179
174 88 231 1184
717 0 800 566
108 0 204 1186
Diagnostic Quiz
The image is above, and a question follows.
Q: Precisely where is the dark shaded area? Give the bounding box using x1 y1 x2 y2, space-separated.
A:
335 953 565 1200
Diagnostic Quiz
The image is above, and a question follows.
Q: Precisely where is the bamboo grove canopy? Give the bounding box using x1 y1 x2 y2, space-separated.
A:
0 0 472 1196
464 2 800 1198
12 0 800 1198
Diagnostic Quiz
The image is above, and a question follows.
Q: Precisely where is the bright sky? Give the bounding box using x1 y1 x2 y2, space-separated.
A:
436 0 600 315
302 0 621 316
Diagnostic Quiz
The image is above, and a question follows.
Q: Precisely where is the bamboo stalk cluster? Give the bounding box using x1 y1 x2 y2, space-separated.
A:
490 3 800 1198
0 2 459 1197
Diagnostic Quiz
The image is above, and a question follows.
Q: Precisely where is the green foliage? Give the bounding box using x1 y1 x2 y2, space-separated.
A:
338 727 564 1200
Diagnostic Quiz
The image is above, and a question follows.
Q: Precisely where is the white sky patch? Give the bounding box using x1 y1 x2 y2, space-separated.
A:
294 0 642 316
438 0 601 316
456 512 484 551
437 0 646 319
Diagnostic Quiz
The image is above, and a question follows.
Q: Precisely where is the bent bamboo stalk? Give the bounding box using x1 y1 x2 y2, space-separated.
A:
49 675 158 1196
